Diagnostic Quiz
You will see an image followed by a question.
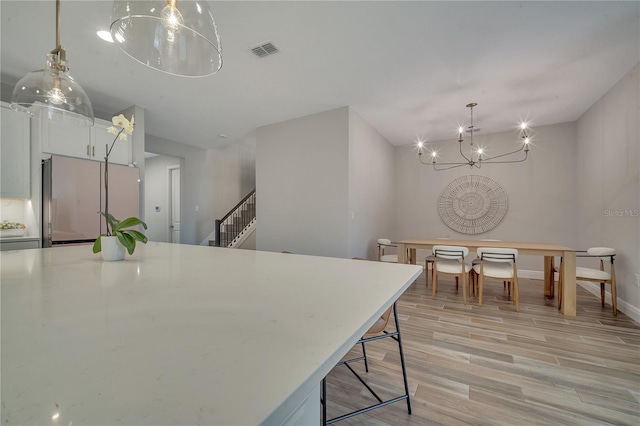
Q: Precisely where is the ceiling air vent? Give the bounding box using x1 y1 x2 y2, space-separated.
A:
250 42 279 58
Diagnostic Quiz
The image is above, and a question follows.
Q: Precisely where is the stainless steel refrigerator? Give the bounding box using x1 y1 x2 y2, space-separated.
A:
42 155 140 247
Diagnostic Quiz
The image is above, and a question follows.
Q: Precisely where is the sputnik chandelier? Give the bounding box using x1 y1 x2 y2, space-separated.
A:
418 103 531 171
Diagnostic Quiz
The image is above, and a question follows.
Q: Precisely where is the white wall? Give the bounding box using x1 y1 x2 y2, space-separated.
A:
211 132 257 220
145 133 256 245
576 63 640 316
394 122 578 270
348 108 395 259
144 155 180 243
256 107 350 257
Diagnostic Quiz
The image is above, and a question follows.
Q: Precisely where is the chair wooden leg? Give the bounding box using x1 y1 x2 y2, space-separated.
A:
478 273 484 307
431 266 434 292
513 274 520 312
611 265 617 316
432 271 438 300
425 261 429 289
473 271 477 298
455 276 459 290
461 271 467 305
600 283 605 307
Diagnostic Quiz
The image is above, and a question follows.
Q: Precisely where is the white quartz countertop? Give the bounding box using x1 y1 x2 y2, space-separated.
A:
1 243 421 425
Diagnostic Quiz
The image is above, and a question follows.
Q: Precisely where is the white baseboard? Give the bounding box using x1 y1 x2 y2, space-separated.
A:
518 269 640 324
576 281 640 324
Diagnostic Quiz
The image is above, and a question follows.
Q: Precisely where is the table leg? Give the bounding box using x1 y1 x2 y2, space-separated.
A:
561 250 576 316
397 244 406 264
409 248 416 265
544 256 554 298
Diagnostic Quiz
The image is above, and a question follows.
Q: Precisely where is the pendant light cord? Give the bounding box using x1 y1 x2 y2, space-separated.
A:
50 0 67 71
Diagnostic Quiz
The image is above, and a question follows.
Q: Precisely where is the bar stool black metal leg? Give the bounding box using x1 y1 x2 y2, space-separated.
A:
361 341 369 372
393 302 412 414
322 377 327 426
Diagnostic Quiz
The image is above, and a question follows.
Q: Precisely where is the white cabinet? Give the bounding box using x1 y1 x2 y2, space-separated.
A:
92 121 130 166
40 118 130 165
1 104 31 199
0 237 40 251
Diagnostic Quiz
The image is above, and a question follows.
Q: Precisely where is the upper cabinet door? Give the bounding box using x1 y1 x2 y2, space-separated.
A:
41 119 92 159
1 104 31 199
40 118 130 165
92 121 130 166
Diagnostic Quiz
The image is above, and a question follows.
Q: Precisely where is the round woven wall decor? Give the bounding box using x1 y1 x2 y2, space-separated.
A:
438 175 508 235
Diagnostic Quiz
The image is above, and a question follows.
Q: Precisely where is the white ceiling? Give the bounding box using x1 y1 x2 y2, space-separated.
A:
2 1 639 149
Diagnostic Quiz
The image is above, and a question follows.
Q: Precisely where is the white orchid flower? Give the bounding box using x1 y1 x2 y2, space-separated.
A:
107 126 119 136
112 114 130 129
118 132 128 141
124 114 135 135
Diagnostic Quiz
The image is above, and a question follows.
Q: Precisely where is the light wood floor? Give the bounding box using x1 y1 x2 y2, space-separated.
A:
325 273 640 425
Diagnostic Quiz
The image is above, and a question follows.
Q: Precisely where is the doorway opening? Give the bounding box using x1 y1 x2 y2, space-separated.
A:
143 153 181 243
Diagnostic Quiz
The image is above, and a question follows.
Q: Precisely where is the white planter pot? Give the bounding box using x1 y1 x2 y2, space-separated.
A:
101 236 125 261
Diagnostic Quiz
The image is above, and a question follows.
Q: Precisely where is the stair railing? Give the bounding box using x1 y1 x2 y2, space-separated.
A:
214 189 256 247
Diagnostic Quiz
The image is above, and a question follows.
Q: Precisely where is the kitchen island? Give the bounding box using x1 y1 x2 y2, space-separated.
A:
1 243 422 425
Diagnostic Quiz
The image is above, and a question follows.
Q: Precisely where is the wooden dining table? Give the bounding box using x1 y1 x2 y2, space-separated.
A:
396 238 577 316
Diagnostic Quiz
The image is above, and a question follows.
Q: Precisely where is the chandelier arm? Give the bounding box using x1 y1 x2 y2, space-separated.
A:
458 141 472 163
479 145 526 162
418 155 432 165
419 154 474 167
481 151 529 164
433 162 471 171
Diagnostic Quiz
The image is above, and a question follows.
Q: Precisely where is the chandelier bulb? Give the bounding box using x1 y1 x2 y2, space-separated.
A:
46 87 66 105
161 2 184 33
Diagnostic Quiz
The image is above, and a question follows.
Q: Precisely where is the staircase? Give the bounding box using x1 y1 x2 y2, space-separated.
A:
213 189 256 248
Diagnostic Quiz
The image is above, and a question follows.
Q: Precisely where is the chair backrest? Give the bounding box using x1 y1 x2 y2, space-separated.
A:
433 245 469 260
477 247 518 263
368 306 393 334
377 238 393 246
586 247 615 257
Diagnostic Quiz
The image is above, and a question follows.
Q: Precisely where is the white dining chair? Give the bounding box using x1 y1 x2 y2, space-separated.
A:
473 248 520 312
425 238 451 289
377 238 398 263
470 239 507 297
432 245 470 304
556 247 617 315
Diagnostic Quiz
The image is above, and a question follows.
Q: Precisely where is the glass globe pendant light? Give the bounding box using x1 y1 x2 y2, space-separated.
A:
110 0 223 77
10 0 94 126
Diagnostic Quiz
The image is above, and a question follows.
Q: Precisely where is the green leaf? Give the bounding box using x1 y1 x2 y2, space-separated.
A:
114 216 148 232
122 229 148 244
116 232 136 255
92 235 102 253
